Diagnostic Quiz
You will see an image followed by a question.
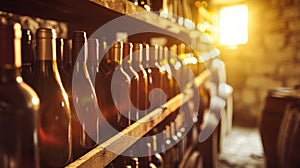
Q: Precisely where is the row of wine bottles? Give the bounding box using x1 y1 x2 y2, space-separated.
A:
0 21 209 168
130 0 208 29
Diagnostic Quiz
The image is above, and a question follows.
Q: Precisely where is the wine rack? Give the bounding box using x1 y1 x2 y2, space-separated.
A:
66 70 210 168
0 0 220 168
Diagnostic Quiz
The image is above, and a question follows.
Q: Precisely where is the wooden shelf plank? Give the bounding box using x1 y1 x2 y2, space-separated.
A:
66 70 209 168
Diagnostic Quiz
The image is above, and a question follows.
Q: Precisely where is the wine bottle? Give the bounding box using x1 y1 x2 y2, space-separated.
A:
139 142 158 168
151 133 164 168
163 124 178 168
64 39 73 76
169 44 181 95
170 122 180 167
152 45 169 108
31 28 72 167
142 43 156 113
133 43 148 117
56 38 70 92
71 31 98 159
110 41 132 130
0 23 40 168
21 29 34 85
162 46 175 100
95 41 124 141
175 113 187 161
87 38 99 85
123 42 140 122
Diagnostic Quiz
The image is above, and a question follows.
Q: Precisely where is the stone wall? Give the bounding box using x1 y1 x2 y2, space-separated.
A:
219 0 300 126
0 11 67 38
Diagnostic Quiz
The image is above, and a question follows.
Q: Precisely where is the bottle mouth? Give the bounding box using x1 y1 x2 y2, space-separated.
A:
73 31 87 43
37 28 56 39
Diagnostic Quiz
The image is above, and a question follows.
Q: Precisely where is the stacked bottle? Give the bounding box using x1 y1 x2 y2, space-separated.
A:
0 23 211 167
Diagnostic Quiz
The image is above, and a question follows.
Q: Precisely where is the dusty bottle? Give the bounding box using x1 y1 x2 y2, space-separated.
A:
31 28 72 167
0 23 40 168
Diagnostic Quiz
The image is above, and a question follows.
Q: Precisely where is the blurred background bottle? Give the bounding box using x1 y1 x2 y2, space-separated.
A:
0 23 40 168
21 29 35 85
71 31 98 159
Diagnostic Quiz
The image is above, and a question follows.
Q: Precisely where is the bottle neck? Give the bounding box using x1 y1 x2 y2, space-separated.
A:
34 60 56 75
152 135 158 153
74 61 88 73
165 125 170 141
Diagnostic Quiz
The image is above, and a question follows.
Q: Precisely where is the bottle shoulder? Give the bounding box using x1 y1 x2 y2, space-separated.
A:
0 80 40 112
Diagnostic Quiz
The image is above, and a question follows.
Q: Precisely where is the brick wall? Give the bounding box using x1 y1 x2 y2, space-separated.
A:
219 0 300 126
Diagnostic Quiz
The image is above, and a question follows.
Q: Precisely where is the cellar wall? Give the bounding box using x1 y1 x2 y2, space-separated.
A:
220 0 300 126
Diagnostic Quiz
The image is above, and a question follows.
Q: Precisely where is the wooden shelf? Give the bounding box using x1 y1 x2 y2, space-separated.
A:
1 0 214 51
66 70 210 168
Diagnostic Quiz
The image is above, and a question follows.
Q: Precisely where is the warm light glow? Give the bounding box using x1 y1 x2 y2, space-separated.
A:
32 97 40 106
219 4 248 46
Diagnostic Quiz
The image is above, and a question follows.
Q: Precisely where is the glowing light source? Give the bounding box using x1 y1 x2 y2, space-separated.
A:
219 4 248 46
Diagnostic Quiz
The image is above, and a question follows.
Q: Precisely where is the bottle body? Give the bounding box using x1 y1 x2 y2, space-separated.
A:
71 31 97 159
31 28 72 167
0 68 40 168
32 60 72 167
0 23 40 168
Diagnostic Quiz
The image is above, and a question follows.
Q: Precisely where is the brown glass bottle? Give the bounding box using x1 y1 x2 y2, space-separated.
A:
31 28 72 167
111 42 132 129
123 43 140 122
71 31 98 159
151 133 164 168
0 23 40 168
95 41 123 141
21 29 35 85
64 39 73 76
157 46 170 101
56 38 71 92
162 124 177 168
87 38 99 85
142 43 158 113
151 45 169 109
132 43 148 118
162 46 176 100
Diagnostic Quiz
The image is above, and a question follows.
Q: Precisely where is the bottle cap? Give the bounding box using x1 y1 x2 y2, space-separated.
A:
36 28 56 61
21 29 34 64
88 38 99 62
110 41 123 63
72 31 87 63
122 42 133 60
